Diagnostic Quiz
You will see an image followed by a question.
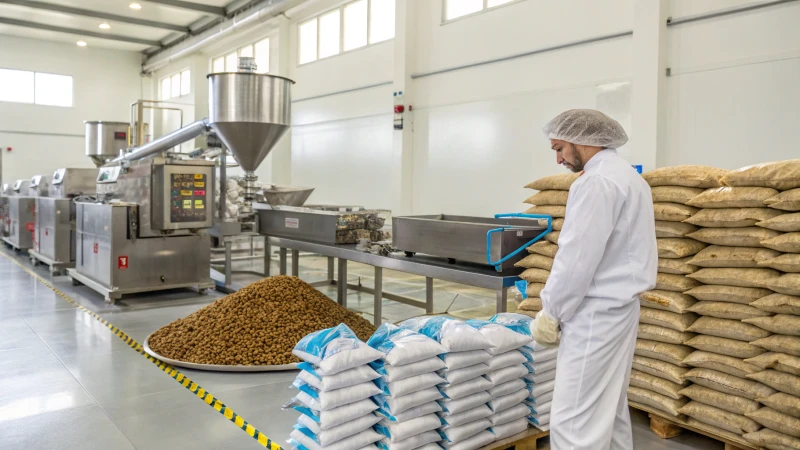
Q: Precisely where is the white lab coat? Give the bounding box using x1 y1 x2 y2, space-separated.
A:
540 149 657 450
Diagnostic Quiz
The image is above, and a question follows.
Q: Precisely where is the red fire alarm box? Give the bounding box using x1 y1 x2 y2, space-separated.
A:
118 256 128 269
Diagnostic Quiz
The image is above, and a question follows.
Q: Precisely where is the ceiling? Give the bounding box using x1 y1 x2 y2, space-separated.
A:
0 0 259 54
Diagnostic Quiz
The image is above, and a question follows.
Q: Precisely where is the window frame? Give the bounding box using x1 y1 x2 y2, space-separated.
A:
0 67 73 108
158 68 191 101
211 36 272 74
442 0 524 24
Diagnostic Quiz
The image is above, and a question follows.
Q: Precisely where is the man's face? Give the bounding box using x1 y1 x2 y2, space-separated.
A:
551 139 584 173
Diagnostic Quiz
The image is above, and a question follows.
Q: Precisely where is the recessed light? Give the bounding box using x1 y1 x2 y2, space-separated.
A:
99 22 111 29
77 41 87 47
129 2 142 9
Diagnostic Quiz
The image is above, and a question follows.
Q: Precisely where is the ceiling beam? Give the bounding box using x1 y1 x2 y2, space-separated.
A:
143 0 225 16
0 17 162 46
0 0 188 32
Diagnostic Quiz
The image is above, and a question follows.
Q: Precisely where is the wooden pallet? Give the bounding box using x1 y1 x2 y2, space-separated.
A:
483 427 549 450
630 401 758 450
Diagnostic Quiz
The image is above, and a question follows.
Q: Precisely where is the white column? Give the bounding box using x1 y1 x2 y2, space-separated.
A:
271 15 293 185
631 0 669 171
390 0 416 215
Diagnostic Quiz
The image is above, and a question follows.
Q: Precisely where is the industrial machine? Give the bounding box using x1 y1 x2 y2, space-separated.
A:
28 175 50 197
2 179 34 251
68 58 292 303
0 183 10 239
29 168 98 274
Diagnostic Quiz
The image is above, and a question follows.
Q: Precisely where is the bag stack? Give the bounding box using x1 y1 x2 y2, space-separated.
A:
366 323 448 450
399 317 497 450
287 324 386 450
465 317 533 440
515 173 579 315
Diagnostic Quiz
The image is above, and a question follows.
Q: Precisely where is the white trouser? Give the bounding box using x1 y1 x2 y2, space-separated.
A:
549 297 639 450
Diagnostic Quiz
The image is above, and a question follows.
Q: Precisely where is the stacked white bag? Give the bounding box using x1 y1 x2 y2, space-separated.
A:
400 317 497 450
367 323 448 450
286 324 386 450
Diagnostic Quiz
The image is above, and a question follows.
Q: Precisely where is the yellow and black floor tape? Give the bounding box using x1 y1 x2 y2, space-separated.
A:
1 251 281 450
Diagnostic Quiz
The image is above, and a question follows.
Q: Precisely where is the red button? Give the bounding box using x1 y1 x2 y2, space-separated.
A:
194 190 205 196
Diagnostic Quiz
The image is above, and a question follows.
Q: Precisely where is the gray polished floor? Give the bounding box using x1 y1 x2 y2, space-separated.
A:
0 247 722 449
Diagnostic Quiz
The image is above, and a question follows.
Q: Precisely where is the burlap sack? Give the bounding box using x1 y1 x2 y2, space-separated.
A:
751 335 800 358
684 367 777 400
652 186 705 205
629 369 685 400
544 231 560 244
765 275 800 296
552 218 565 231
684 285 773 304
686 301 773 321
518 297 542 312
687 267 782 288
686 335 767 359
761 233 800 253
523 190 569 206
758 254 800 273
687 186 779 209
757 393 800 418
527 241 558 258
643 165 728 188
678 384 761 415
678 401 761 434
654 203 700 222
764 188 800 212
638 323 696 345
640 290 697 313
687 245 781 268
658 257 698 275
756 212 800 232
627 386 689 418
640 307 698 332
685 418 753 447
524 205 566 218
525 172 580 191
687 227 782 247
744 315 800 336
631 355 689 385
514 254 554 270
744 428 800 450
687 316 772 342
514 310 537 319
684 208 784 228
683 351 763 379
745 407 800 439
658 238 707 259
656 221 699 238
751 294 800 315
745 352 800 377
520 268 549 284
747 370 800 397
656 273 702 292
524 282 545 298
636 339 694 366
721 160 800 191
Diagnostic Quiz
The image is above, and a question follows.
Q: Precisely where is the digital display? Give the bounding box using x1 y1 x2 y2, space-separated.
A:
114 131 127 140
170 173 207 223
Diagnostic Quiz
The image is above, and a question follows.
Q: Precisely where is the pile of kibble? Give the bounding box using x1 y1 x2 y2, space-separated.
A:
148 276 376 366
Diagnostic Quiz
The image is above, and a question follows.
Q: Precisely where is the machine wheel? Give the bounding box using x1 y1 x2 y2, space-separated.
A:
71 277 82 286
199 288 208 295
30 257 38 266
405 251 415 258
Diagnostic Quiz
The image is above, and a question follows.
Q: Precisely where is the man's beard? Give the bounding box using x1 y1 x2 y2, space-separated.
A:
562 154 584 173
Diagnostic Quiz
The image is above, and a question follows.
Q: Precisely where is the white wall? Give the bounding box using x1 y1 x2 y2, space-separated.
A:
0 35 142 183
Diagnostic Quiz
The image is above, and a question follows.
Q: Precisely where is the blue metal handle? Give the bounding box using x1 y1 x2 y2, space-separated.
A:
486 213 553 272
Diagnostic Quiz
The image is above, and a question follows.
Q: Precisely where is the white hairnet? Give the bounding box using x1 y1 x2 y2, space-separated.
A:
543 109 629 149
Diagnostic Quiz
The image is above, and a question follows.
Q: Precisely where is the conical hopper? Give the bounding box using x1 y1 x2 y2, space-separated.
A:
207 72 293 172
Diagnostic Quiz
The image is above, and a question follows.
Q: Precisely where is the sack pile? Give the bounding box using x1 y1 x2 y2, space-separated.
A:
286 324 385 450
367 324 449 450
214 177 244 219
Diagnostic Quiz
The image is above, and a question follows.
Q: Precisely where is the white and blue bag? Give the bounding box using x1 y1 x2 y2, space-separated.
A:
399 317 493 352
368 323 447 366
293 324 383 376
465 319 532 355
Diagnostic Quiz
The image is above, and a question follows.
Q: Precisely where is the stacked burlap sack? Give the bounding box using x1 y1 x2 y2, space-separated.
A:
515 172 580 315
287 324 385 450
399 317 497 450
366 324 448 450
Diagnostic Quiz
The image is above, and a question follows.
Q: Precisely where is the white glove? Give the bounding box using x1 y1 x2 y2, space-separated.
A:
531 310 560 348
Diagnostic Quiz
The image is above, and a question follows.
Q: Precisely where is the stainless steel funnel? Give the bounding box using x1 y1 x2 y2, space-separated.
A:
85 121 129 166
206 73 293 172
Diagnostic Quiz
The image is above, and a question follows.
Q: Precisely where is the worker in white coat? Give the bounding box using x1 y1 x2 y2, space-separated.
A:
531 109 657 450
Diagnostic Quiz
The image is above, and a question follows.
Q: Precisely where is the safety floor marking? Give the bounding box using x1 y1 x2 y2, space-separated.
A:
1 251 280 450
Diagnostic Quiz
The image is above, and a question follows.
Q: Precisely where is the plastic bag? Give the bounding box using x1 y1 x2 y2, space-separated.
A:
525 368 556 384
439 376 493 400
368 323 447 366
518 346 558 364
528 357 558 374
439 404 493 427
487 402 532 427
372 357 446 383
529 379 556 398
438 391 493 415
376 430 441 450
387 401 442 423
288 397 378 431
293 325 384 375
441 350 492 370
297 413 381 447
526 390 553 405
488 379 527 398
376 372 446 397
441 418 491 444
440 430 495 450
488 389 529 413
528 412 550 427
297 364 381 392
530 400 551 415
466 319 532 355
490 416 529 440
487 351 527 372
375 386 443 416
375 414 443 442
400 317 493 352
484 364 529 386
290 427 382 450
294 380 382 411
438 363 490 385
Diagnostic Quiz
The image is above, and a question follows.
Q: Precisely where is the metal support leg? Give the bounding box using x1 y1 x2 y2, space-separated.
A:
263 237 271 277
291 249 299 277
496 287 508 313
249 236 254 256
327 257 334 284
426 277 434 314
224 240 232 287
337 258 347 307
374 267 382 326
279 247 287 275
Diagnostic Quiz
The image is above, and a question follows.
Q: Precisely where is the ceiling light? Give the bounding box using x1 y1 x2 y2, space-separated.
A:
77 41 87 47
99 22 111 29
129 2 142 10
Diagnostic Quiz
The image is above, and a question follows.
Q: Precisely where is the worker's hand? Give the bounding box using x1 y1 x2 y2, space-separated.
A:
531 310 560 348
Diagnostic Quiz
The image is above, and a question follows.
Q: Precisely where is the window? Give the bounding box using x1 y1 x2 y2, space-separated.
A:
299 0 395 65
212 38 270 73
159 69 190 100
0 68 72 107
445 0 519 21
225 52 238 71
212 56 225 72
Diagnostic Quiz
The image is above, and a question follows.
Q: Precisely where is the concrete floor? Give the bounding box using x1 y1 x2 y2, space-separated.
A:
0 246 724 450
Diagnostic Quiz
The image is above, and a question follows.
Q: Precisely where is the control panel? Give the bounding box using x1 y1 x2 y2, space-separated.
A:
97 166 121 184
52 168 66 185
152 163 213 230
170 173 207 223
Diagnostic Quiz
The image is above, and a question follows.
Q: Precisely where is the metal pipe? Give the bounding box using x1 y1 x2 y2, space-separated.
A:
293 81 392 103
117 119 209 162
668 0 798 26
